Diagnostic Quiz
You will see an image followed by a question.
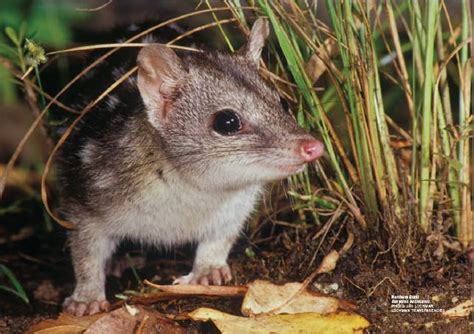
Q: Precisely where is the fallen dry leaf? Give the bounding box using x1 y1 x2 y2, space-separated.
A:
242 280 354 316
316 250 340 275
27 305 184 334
305 38 338 83
190 307 369 334
27 313 103 334
442 300 473 318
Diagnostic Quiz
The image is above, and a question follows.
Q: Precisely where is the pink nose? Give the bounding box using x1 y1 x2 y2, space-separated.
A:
300 139 324 162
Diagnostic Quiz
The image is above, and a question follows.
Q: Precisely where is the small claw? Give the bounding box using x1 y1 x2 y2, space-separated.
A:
63 298 109 316
175 265 233 286
173 272 194 285
220 265 232 284
100 300 111 311
78 303 88 317
88 300 110 315
199 276 209 285
88 301 100 315
211 268 222 285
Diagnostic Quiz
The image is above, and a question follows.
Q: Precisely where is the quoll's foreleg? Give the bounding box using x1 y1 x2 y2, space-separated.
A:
173 235 236 285
63 228 116 316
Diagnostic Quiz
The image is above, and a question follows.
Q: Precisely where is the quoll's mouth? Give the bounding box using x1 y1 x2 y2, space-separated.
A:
257 137 324 177
274 138 325 175
278 162 307 175
299 139 325 162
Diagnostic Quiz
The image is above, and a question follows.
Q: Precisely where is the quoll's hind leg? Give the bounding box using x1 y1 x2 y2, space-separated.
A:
173 235 235 285
105 253 146 278
63 228 117 316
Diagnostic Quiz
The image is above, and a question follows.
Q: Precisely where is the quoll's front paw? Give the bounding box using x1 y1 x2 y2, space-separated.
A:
63 296 110 316
173 265 232 285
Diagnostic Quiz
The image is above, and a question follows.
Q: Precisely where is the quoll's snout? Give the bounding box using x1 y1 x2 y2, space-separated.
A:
299 139 325 162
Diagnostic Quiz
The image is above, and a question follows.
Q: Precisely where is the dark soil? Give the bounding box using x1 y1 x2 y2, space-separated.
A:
0 199 472 334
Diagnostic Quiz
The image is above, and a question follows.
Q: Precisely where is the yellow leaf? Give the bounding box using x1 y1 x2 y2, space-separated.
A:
190 307 369 334
442 300 473 318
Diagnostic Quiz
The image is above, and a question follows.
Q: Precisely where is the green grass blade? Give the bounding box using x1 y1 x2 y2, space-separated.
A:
419 0 439 231
0 264 29 303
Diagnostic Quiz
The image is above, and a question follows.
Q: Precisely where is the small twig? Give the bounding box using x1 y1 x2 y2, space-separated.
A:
305 203 344 273
111 282 247 310
47 43 201 56
371 238 399 268
366 276 397 298
166 18 238 46
135 314 149 334
144 280 248 297
343 276 367 295
75 0 112 12
29 82 79 114
22 74 53 150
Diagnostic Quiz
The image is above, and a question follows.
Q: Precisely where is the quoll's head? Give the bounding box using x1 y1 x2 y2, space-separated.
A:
137 18 324 190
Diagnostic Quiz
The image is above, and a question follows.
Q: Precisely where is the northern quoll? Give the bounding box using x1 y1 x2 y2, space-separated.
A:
57 18 324 316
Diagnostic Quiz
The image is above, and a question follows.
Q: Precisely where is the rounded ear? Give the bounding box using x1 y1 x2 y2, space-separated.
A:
137 45 185 125
243 18 270 65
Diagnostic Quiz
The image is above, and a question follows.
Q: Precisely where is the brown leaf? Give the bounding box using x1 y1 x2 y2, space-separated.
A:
27 313 102 334
85 305 184 334
27 305 184 334
305 38 338 83
316 250 340 274
241 280 354 316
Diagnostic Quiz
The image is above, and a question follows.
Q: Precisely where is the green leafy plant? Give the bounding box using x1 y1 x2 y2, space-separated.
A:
0 0 87 104
0 264 29 304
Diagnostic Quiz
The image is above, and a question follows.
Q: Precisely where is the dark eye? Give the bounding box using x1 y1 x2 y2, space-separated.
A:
280 97 290 113
213 109 242 135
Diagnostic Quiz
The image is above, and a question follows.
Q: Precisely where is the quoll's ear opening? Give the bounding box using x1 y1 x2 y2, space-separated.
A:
137 45 185 127
243 17 270 66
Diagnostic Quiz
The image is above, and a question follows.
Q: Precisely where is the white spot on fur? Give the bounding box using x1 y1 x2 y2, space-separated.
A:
168 23 185 34
112 67 126 81
105 94 120 109
93 173 114 189
141 35 158 44
79 142 96 164
118 134 131 148
128 24 139 32
127 76 137 86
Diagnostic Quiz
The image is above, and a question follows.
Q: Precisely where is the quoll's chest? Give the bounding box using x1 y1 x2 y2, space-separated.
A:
106 174 261 246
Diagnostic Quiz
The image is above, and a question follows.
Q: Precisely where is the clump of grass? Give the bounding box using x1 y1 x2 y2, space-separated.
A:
219 1 471 252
